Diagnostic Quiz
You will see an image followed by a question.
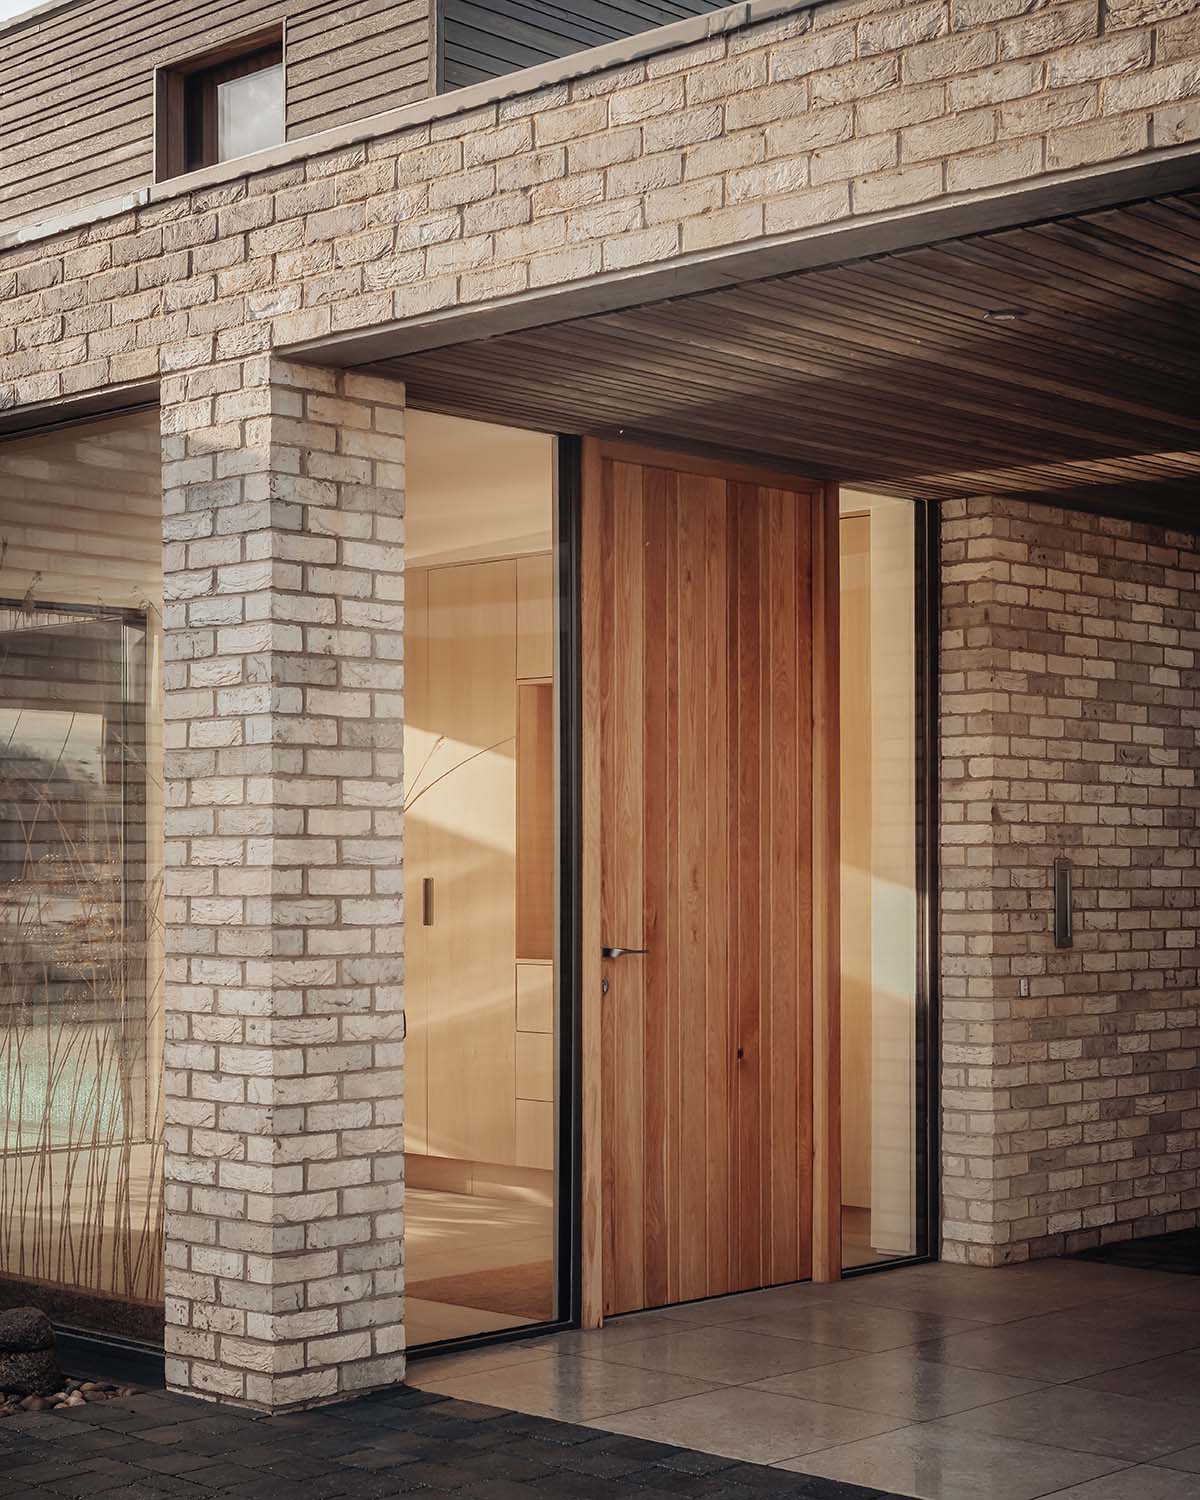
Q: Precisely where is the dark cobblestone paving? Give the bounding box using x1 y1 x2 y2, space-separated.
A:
0 1384 914 1499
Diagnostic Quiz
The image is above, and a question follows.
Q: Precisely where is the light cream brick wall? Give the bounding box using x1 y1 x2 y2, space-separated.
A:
161 356 407 1408
2 0 1199 1395
940 497 1200 1265
2 0 1200 414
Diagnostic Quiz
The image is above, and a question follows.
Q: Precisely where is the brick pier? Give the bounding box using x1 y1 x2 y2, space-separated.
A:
160 358 409 1408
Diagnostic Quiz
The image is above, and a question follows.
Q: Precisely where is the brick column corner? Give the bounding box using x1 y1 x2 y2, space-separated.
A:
160 356 407 1410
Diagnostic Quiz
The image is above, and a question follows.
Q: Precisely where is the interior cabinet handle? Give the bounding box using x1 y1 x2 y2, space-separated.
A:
423 877 434 927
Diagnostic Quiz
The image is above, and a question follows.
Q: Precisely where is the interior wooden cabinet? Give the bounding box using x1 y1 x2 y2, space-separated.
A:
404 549 556 1184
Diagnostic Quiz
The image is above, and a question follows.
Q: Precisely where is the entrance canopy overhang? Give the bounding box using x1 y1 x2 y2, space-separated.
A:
362 187 1200 529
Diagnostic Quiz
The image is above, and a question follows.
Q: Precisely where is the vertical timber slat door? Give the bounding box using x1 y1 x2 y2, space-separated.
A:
587 441 826 1317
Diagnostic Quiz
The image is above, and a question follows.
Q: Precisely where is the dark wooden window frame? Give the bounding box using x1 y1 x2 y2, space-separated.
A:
155 27 284 180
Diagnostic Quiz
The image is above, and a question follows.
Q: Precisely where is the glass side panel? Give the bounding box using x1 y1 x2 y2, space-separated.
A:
0 411 164 1336
840 493 922 1270
217 62 284 162
402 410 560 1346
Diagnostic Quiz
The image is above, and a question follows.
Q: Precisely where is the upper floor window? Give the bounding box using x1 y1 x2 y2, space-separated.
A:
207 48 285 164
157 31 284 179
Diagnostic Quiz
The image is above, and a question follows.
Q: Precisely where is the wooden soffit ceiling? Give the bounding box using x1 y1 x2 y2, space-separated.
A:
374 190 1200 524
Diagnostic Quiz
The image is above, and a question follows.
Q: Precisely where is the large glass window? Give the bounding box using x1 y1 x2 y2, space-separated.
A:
840 492 923 1269
0 412 163 1336
402 411 561 1346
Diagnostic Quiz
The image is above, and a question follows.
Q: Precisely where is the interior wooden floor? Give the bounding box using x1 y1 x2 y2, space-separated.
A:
842 1205 911 1272
405 1185 556 1347
404 1194 907 1348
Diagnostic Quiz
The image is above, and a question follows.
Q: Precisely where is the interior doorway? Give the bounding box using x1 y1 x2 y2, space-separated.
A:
579 441 842 1321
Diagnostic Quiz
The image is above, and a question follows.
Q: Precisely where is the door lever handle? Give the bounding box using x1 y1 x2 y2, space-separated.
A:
601 946 649 959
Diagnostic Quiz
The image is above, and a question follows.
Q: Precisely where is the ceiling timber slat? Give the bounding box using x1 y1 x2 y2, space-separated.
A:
374 188 1200 522
559 309 1178 468
701 279 1197 427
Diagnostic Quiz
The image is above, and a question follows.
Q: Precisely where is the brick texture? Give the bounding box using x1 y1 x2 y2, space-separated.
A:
3 0 1200 413
940 498 1200 1265
161 356 407 1408
4 0 1200 1408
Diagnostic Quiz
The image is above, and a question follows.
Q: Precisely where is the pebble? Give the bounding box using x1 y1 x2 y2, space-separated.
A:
0 1379 133 1413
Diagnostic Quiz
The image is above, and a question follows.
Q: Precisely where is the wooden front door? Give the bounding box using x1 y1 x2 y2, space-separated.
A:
581 441 841 1321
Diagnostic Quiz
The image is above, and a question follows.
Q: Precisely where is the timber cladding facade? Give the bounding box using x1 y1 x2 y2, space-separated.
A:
1 0 434 232
0 0 734 233
0 0 1199 1415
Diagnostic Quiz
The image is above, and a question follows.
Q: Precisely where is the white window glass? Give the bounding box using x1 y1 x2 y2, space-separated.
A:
217 62 284 161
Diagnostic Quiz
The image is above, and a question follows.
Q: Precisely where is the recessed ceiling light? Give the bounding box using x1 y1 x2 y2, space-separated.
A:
984 307 1028 322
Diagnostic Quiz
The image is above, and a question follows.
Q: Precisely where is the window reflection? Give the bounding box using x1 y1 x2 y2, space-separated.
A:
0 608 162 1329
217 62 284 161
0 411 163 1336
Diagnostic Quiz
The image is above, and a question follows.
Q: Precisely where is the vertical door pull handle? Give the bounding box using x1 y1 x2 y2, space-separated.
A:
423 877 434 927
1054 859 1072 948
